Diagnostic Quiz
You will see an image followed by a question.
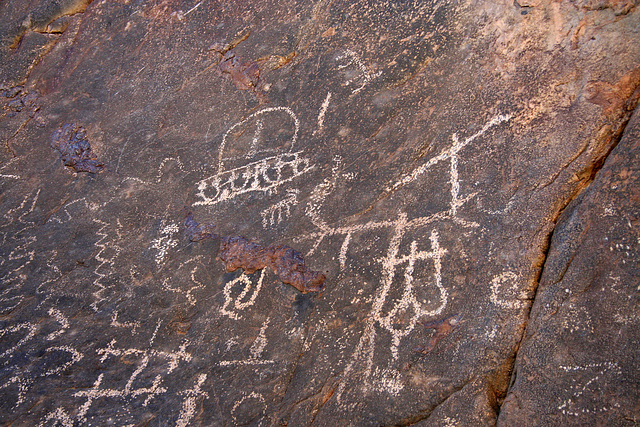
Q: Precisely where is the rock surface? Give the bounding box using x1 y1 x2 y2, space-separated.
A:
0 0 638 425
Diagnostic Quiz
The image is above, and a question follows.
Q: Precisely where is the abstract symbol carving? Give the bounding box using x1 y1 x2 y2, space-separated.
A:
195 107 313 207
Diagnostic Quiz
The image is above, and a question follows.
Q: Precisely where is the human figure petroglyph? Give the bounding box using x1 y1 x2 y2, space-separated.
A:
69 336 192 422
296 114 513 398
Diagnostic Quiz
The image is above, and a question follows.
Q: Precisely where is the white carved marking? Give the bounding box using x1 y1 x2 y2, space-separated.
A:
73 338 192 421
91 219 121 311
387 114 511 194
217 317 276 367
232 392 266 424
221 270 266 320
183 1 202 16
40 346 84 377
195 107 313 207
46 308 69 341
248 119 263 158
250 318 270 359
161 257 206 306
176 374 209 427
315 91 332 132
150 220 180 265
557 362 622 416
40 408 74 427
336 49 382 94
111 310 141 333
217 359 276 367
216 107 300 173
0 322 38 359
195 151 313 206
489 272 524 310
0 189 40 311
260 189 299 228
301 114 512 399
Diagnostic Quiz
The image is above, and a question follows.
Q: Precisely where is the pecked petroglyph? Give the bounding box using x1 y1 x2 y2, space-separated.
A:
295 113 513 398
335 49 382 95
195 107 313 207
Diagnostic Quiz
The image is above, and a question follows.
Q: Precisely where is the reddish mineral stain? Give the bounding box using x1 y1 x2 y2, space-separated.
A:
50 123 104 173
183 213 326 293
219 236 326 293
414 313 461 354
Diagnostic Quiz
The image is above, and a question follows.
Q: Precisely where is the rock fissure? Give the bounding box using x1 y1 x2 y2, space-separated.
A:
498 97 640 417
399 380 472 426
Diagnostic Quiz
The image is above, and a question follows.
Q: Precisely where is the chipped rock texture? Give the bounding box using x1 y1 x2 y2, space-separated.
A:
0 0 638 425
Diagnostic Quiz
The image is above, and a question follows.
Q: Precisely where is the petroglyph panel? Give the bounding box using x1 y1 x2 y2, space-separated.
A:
1 0 638 424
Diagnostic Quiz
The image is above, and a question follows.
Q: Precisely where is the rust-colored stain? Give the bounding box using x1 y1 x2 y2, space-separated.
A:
184 212 217 242
218 52 261 91
209 31 267 102
50 123 104 173
184 213 326 293
414 313 461 354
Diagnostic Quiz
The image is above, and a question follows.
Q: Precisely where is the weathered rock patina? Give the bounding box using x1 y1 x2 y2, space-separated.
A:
1 0 638 425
